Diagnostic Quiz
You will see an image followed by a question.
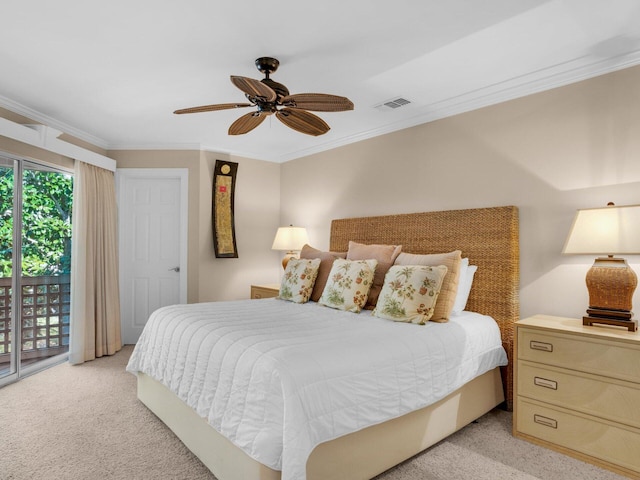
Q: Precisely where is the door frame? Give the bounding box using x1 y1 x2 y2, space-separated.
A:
115 168 189 316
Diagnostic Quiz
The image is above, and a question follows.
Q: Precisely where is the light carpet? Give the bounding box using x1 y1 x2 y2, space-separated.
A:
0 346 626 480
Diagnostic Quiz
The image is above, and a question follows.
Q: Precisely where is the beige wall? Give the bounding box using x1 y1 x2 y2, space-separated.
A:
110 149 281 303
198 152 281 301
280 65 640 320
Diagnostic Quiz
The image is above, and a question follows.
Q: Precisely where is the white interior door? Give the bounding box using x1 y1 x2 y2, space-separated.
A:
117 169 188 344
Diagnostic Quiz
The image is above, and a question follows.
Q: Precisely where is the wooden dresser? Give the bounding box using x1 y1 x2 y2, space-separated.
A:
514 314 640 479
250 283 280 299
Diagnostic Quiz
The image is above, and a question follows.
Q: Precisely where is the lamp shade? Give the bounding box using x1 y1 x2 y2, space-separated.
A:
563 204 640 255
271 226 309 252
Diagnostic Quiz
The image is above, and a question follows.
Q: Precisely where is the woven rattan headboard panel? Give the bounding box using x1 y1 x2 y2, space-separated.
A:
330 205 520 406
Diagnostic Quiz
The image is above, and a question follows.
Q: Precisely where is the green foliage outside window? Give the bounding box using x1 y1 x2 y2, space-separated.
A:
0 168 73 277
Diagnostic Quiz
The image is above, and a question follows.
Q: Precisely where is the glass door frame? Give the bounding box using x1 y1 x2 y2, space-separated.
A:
0 154 20 385
0 153 72 387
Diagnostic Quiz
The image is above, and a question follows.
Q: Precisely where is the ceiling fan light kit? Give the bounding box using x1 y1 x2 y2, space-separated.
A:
174 57 353 136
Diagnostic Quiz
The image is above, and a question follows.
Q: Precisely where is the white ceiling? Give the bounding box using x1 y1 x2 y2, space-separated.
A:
1 0 639 163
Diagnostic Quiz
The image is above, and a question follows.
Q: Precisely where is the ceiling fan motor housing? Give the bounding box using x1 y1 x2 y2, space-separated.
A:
254 100 277 114
255 57 280 75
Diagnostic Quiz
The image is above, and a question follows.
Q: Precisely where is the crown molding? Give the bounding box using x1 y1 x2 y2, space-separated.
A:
107 143 206 152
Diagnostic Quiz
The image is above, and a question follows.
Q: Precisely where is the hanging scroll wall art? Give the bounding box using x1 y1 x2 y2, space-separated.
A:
212 160 239 258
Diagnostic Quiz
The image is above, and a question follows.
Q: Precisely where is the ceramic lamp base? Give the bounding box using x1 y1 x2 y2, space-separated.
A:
282 251 297 270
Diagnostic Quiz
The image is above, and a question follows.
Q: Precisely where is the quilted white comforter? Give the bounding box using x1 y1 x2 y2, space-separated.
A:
126 299 507 480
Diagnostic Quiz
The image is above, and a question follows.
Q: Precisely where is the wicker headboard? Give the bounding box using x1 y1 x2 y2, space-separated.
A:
329 205 520 407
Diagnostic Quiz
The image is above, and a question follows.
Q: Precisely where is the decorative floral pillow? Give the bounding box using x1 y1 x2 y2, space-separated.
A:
373 265 448 324
318 258 378 313
394 250 462 322
278 258 321 303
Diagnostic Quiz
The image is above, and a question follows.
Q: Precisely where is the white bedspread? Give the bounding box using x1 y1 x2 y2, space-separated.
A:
126 299 507 480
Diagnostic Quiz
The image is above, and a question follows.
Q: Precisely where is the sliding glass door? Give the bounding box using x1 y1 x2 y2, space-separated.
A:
0 155 73 385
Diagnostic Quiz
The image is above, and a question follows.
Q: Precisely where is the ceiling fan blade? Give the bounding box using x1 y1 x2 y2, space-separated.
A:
276 108 330 136
228 112 267 135
231 76 277 102
173 103 251 114
280 93 354 112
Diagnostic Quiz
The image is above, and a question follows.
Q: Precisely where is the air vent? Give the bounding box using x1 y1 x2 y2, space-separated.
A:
374 97 412 111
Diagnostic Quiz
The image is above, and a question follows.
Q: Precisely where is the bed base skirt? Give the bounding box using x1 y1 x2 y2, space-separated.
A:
137 367 504 479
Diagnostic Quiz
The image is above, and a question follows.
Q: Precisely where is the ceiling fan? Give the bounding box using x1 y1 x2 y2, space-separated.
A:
174 57 354 136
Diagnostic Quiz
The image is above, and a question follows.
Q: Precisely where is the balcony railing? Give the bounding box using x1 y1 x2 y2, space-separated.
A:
0 275 71 365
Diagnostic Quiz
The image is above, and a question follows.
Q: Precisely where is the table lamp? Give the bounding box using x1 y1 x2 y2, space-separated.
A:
563 202 640 331
271 225 309 270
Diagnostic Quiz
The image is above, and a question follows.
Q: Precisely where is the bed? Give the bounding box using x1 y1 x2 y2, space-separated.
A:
127 205 520 480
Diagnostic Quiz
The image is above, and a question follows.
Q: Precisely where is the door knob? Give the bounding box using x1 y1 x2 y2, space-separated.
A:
168 266 180 272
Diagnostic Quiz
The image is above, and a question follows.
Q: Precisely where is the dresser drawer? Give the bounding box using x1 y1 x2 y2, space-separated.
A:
518 328 640 384
518 361 640 429
516 397 640 475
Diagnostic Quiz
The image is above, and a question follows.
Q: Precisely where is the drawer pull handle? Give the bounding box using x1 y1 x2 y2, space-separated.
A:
534 414 557 429
534 376 557 390
530 340 553 352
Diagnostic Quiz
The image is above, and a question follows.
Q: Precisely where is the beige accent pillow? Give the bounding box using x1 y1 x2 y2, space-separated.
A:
299 244 347 302
277 258 321 303
318 258 377 313
394 250 462 322
373 265 448 324
346 241 402 309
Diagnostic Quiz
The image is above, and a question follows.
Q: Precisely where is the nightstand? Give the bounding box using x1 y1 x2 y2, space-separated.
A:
250 283 280 299
514 314 640 479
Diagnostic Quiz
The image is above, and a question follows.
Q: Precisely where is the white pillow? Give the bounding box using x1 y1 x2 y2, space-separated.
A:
451 258 468 312
452 261 477 314
459 259 469 284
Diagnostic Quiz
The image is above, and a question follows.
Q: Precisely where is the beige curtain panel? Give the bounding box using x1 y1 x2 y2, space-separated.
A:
69 161 122 365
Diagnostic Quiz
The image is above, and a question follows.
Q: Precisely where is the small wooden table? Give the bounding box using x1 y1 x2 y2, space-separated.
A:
250 284 280 299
